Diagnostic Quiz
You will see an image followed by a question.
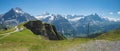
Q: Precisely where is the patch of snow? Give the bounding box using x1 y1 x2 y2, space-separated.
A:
64 16 68 19
35 15 51 20
5 19 17 23
15 9 24 14
68 17 83 22
49 16 54 21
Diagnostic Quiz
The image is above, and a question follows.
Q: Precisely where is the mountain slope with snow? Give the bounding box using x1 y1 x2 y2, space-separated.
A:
1 7 120 38
35 13 120 37
72 14 120 37
0 7 36 27
35 13 76 37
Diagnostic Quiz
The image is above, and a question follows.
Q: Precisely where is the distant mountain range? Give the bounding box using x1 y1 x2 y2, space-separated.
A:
36 13 76 37
36 13 120 37
0 7 120 37
67 14 120 37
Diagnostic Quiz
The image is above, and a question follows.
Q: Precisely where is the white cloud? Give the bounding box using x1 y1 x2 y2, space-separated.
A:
109 12 113 15
107 17 120 22
117 11 120 15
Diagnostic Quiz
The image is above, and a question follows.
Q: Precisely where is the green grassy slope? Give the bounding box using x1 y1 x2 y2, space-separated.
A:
0 27 15 34
95 29 120 41
0 23 120 51
0 28 90 51
0 24 90 51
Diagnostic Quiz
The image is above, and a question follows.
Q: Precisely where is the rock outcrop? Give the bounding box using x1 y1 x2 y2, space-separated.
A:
24 20 64 40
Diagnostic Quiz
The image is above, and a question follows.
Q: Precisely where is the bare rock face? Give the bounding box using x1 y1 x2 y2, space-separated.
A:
24 20 64 40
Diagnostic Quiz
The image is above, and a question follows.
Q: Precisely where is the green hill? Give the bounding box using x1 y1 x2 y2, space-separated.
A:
95 29 120 41
0 21 120 51
0 23 89 51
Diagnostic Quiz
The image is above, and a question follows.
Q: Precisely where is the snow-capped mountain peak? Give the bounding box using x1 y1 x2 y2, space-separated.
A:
35 13 64 21
14 9 23 13
11 7 24 14
0 7 36 26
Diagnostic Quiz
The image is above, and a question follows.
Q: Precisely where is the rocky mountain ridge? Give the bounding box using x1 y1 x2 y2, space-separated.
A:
24 20 65 40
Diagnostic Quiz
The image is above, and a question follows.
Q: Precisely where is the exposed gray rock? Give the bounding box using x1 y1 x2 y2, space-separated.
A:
24 20 65 40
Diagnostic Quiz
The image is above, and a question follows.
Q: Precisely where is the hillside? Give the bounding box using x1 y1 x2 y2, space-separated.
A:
95 28 120 41
0 21 120 51
0 21 90 51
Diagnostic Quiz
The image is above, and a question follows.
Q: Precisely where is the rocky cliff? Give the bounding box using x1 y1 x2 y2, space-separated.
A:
24 20 64 40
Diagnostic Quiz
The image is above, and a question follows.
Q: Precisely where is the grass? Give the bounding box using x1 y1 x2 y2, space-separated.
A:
0 27 91 51
0 22 25 34
95 29 120 41
0 23 120 51
0 27 15 34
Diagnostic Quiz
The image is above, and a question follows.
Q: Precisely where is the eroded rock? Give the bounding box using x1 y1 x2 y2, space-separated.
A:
24 20 64 40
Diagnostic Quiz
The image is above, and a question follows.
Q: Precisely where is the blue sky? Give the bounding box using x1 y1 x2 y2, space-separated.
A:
0 0 120 18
